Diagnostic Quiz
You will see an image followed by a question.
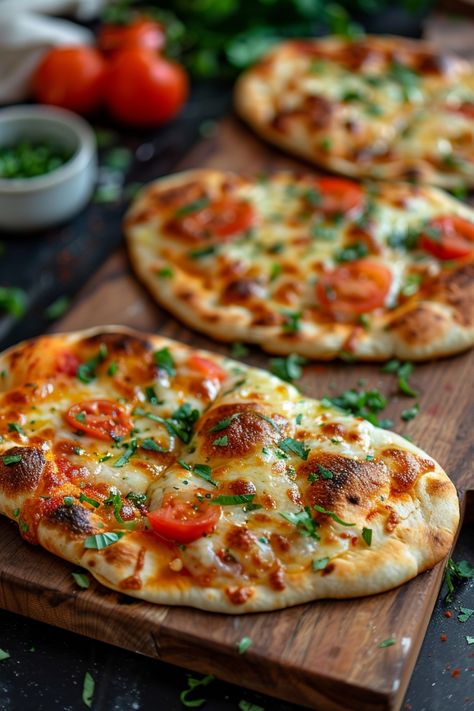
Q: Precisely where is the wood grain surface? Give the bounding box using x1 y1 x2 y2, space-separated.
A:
1 17 474 707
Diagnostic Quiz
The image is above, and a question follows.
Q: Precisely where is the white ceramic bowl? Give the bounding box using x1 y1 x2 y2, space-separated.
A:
0 105 97 232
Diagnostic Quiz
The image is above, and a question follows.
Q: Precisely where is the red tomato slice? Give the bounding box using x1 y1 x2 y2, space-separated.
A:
420 216 474 260
65 399 133 441
314 177 364 217
147 497 221 544
446 103 474 120
171 198 256 241
317 259 392 318
56 350 81 377
187 355 226 383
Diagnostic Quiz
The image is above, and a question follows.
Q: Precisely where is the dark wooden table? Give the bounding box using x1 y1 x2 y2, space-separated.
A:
0 13 473 711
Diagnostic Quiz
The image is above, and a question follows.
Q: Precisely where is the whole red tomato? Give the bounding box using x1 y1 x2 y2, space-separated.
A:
32 46 107 115
97 17 166 55
103 48 189 126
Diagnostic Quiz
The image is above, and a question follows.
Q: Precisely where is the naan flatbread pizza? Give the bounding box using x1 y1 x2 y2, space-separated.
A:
235 35 474 188
0 327 459 612
125 169 474 361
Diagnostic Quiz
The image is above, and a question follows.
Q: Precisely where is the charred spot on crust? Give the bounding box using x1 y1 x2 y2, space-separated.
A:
415 51 457 76
381 447 433 493
80 332 152 357
220 278 265 305
47 504 94 535
388 305 447 345
200 403 287 458
431 263 474 327
301 453 389 513
0 447 46 496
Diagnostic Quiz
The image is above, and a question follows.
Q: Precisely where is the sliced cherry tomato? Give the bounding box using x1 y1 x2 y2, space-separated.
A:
187 355 226 382
65 399 133 441
103 48 188 126
171 198 256 242
97 17 165 55
446 103 474 120
317 259 392 319
32 46 107 115
147 497 221 544
313 177 364 217
420 216 474 260
56 350 81 377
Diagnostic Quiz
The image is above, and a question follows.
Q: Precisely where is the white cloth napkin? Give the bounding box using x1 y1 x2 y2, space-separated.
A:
0 0 106 104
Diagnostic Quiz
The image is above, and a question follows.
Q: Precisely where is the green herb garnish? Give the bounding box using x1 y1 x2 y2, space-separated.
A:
113 439 137 468
104 487 124 523
0 287 27 318
76 344 108 384
79 493 100 509
153 347 175 377
312 557 330 572
280 507 320 539
270 353 306 383
362 527 372 546
175 197 210 217
179 673 214 709
84 532 126 550
211 494 255 506
378 638 396 648
82 671 95 708
443 558 474 602
72 572 90 589
277 437 310 460
237 636 252 654
193 463 218 487
313 504 355 527
2 453 22 465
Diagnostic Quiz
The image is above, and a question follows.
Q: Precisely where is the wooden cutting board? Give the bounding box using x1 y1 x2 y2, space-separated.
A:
1 111 473 711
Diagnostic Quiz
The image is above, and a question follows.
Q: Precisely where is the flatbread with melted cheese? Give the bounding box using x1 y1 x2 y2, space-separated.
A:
0 327 459 613
125 168 474 361
235 35 474 188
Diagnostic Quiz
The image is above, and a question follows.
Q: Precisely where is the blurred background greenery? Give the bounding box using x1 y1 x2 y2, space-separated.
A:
104 0 434 79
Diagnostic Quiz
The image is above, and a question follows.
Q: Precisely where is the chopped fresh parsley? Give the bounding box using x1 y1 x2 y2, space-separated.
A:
75 412 86 423
231 342 249 358
79 493 100 509
134 403 199 444
443 558 474 603
312 557 330 572
313 504 355 527
317 464 334 480
144 385 161 405
211 494 255 506
113 439 137 468
63 496 75 507
334 241 369 263
378 638 396 648
281 310 302 333
281 507 320 539
237 636 252 655
2 453 22 466
153 347 175 377
238 702 264 711
84 532 125 550
175 197 210 217
255 413 282 434
141 438 168 453
458 607 474 623
193 463 218 487
401 273 422 297
213 435 228 447
269 263 282 282
188 245 218 259
104 487 124 523
179 673 214 708
82 671 95 708
387 227 420 251
277 437 310 460
44 295 70 320
76 344 108 384
270 353 306 383
321 388 390 428
401 404 419 421
0 649 10 661
362 527 373 546
209 413 241 433
8 422 24 434
0 286 27 318
71 572 90 589
126 491 147 507
382 360 417 397
157 267 174 278
319 136 332 151
107 361 118 376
